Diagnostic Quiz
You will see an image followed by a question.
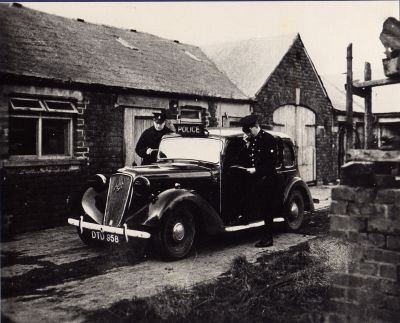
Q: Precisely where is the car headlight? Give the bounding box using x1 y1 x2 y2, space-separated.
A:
90 174 108 192
132 176 150 196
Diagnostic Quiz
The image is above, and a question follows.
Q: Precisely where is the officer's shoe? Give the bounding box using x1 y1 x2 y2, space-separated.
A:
255 236 273 248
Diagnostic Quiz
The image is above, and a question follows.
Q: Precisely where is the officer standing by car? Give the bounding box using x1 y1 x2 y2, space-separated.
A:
239 114 278 248
135 111 173 165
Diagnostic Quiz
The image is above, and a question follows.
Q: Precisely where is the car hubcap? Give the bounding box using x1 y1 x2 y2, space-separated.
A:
290 202 299 220
172 222 185 241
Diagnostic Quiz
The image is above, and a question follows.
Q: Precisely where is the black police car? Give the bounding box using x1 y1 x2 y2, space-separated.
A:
68 125 314 260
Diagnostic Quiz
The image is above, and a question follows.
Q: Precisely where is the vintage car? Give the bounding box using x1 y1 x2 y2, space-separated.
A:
68 125 314 260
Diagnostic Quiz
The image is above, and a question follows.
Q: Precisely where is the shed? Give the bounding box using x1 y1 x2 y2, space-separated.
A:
0 3 251 233
204 34 336 184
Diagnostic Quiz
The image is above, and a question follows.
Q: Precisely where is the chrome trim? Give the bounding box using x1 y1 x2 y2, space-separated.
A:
68 218 150 239
103 173 133 227
95 173 107 184
172 222 185 241
224 217 284 232
123 223 129 242
79 215 83 234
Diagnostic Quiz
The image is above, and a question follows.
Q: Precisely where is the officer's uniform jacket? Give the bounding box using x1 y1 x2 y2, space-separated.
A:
248 129 278 180
135 126 173 165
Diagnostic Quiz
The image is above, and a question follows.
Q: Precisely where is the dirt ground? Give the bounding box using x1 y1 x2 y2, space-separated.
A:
1 208 329 323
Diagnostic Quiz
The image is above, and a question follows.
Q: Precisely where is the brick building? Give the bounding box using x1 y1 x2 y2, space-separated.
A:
0 4 251 233
204 34 337 184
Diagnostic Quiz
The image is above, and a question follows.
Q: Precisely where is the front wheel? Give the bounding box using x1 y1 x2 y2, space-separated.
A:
285 190 305 231
152 204 196 260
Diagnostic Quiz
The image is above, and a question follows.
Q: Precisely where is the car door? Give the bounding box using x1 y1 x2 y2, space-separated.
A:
220 137 249 223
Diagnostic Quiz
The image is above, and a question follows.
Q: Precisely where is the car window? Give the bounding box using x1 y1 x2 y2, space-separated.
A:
158 137 223 164
283 142 295 168
223 137 246 168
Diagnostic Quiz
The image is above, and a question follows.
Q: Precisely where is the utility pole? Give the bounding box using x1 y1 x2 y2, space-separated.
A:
346 43 353 150
364 62 373 149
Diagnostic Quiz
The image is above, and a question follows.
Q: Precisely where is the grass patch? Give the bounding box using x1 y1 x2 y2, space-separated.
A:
85 236 347 323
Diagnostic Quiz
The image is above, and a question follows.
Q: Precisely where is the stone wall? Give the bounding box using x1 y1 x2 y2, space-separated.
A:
326 150 400 323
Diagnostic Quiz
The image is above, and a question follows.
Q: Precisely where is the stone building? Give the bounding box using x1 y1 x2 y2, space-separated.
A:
0 3 251 233
204 34 337 184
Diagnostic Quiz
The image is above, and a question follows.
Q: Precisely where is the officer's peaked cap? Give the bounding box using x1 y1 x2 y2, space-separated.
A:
153 111 167 123
240 115 258 128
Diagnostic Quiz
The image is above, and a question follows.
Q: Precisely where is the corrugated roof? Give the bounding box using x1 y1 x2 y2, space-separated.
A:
202 34 298 97
0 4 248 101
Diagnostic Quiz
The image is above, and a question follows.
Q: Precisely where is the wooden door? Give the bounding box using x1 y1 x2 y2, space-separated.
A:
132 117 154 165
124 108 158 166
273 105 316 183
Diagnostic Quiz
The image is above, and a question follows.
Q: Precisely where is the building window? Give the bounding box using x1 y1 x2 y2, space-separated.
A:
43 100 77 113
179 107 202 123
10 97 45 111
9 97 76 158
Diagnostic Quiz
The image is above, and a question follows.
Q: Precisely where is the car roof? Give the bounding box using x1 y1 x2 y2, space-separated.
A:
207 127 292 139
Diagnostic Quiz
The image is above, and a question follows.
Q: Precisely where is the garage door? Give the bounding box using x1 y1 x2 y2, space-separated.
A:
273 105 316 183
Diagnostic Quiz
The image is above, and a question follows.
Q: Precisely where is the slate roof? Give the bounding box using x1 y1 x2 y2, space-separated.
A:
202 34 299 97
0 4 248 101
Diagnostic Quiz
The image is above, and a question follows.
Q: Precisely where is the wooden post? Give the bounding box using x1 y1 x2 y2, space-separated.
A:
346 43 353 150
364 62 373 149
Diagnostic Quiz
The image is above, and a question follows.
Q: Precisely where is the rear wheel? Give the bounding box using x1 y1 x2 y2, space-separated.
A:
152 204 196 260
285 190 305 231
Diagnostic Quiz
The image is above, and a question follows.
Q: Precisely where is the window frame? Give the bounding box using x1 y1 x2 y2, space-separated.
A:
42 99 78 114
179 107 202 123
9 114 74 160
282 141 296 169
9 97 46 112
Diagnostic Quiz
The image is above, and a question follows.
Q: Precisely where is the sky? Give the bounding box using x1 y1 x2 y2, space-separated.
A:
21 1 400 112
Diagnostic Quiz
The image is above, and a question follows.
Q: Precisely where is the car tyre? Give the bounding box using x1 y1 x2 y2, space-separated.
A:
152 204 196 260
285 190 305 231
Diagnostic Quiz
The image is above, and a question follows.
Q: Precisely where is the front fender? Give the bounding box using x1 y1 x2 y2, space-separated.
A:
283 178 314 212
80 187 107 224
129 188 224 235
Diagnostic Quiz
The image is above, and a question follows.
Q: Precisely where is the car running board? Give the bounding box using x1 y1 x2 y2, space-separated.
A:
225 217 285 232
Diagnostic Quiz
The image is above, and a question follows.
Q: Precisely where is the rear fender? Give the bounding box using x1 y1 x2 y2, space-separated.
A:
134 188 224 234
283 178 314 212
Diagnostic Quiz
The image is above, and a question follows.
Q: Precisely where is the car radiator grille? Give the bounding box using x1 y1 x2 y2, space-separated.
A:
103 174 133 227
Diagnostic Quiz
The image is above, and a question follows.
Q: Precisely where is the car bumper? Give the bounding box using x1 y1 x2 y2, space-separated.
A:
68 216 151 242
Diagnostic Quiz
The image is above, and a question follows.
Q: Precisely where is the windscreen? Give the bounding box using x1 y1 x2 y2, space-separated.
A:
158 137 223 164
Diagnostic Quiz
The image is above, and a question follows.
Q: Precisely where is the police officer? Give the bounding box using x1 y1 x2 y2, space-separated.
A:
135 111 173 165
239 114 278 248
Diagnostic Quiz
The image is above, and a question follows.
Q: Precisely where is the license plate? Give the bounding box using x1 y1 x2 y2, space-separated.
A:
91 231 120 243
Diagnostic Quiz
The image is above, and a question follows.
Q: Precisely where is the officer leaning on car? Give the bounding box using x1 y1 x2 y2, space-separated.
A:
135 111 174 165
239 114 279 248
